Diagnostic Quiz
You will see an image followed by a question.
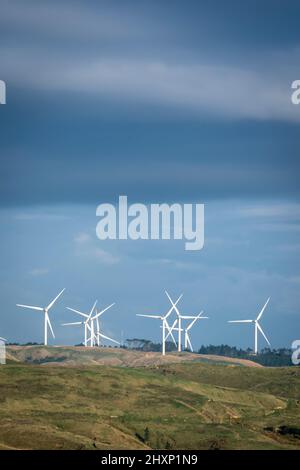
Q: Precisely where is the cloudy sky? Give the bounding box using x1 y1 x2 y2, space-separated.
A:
0 0 299 350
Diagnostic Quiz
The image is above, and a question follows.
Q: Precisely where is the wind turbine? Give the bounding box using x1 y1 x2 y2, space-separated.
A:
63 300 97 347
88 304 119 347
137 292 182 355
166 310 209 352
228 298 271 355
0 337 6 342
17 288 65 346
182 312 209 351
165 292 208 352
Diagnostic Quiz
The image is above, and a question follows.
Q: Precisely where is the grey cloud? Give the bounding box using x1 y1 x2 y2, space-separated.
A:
235 203 300 219
0 1 147 40
2 49 300 122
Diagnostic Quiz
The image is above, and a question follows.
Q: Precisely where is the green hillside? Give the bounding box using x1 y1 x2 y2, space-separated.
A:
0 354 299 450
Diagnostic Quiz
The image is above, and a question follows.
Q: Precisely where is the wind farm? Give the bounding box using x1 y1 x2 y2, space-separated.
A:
0 288 299 451
9 289 275 355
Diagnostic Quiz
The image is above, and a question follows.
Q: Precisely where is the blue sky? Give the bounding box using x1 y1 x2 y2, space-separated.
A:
0 0 299 349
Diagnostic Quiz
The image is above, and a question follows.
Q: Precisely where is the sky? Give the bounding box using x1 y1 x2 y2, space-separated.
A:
0 0 299 350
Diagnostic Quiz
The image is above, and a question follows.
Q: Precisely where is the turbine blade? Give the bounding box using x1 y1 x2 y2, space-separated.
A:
165 319 178 345
87 300 98 321
66 307 88 318
257 323 271 346
256 297 270 321
46 313 55 339
61 322 82 326
181 315 208 320
187 333 193 352
180 316 199 319
228 320 253 323
187 319 198 331
92 303 115 320
0 337 7 342
180 311 205 320
99 333 120 345
165 290 174 304
16 304 43 311
164 293 183 319
46 288 65 310
160 326 183 332
136 314 161 319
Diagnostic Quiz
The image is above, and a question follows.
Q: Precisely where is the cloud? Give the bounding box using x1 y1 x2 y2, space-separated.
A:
29 268 49 277
2 51 300 122
73 231 120 265
256 223 300 233
94 248 120 265
0 1 147 40
73 232 92 244
237 203 300 219
13 212 69 221
230 203 300 233
277 243 300 253
1 0 300 122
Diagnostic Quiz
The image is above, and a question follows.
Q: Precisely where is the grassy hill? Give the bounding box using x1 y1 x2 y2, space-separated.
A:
0 347 299 450
6 345 262 368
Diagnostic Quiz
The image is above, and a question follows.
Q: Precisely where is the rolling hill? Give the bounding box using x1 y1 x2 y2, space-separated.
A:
0 346 299 450
6 345 262 368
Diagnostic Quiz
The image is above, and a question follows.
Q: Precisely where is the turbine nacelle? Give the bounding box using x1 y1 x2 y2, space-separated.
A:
136 292 183 355
64 300 118 347
137 291 207 355
228 298 271 354
16 288 65 345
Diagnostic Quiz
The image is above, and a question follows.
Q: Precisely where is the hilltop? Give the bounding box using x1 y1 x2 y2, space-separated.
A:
6 345 263 368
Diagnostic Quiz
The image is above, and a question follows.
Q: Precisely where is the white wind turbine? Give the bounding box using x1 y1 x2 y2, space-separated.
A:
17 288 65 346
88 304 119 347
228 298 271 355
137 292 181 355
62 300 97 347
165 292 208 352
182 312 209 351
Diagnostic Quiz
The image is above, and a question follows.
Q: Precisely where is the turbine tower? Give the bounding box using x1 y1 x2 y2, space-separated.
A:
228 297 271 354
167 312 209 352
63 300 97 346
88 304 118 347
136 292 182 355
17 288 65 346
165 292 208 352
182 312 209 351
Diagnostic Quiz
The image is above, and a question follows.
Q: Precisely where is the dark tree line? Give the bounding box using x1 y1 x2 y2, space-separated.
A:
125 339 296 366
197 344 294 366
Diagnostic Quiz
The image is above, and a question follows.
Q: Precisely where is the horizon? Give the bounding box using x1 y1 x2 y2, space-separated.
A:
0 0 299 351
